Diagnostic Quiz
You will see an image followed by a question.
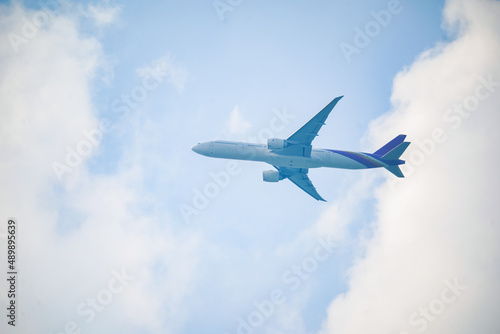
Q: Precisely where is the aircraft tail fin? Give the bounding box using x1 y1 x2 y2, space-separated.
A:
373 134 406 156
374 135 411 178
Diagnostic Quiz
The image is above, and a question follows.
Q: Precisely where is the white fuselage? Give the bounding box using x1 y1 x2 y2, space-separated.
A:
192 140 387 170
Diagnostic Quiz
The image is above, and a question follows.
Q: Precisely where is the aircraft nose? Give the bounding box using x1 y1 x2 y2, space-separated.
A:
191 143 203 154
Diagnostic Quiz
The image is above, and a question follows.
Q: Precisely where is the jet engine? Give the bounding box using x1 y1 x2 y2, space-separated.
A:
263 170 283 182
267 138 288 149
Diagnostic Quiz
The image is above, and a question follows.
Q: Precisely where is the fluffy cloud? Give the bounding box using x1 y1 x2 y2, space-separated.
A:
319 0 500 333
0 4 198 334
86 3 121 26
226 106 252 135
137 54 188 93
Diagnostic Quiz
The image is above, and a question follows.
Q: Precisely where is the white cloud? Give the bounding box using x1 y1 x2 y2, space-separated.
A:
86 3 121 26
137 54 188 93
318 0 500 333
226 106 252 135
0 4 198 334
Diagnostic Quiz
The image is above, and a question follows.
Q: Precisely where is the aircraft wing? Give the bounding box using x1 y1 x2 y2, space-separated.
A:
287 96 343 147
275 166 326 201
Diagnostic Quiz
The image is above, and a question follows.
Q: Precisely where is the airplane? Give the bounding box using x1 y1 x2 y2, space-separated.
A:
192 96 410 201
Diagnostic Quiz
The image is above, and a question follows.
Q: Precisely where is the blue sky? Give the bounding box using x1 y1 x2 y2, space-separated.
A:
1 1 500 334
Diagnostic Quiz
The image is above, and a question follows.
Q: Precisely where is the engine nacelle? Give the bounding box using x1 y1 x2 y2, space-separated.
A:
267 138 287 150
263 170 282 182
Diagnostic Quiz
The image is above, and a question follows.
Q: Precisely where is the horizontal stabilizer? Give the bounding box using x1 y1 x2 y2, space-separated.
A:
383 141 410 160
385 165 404 178
374 134 406 156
